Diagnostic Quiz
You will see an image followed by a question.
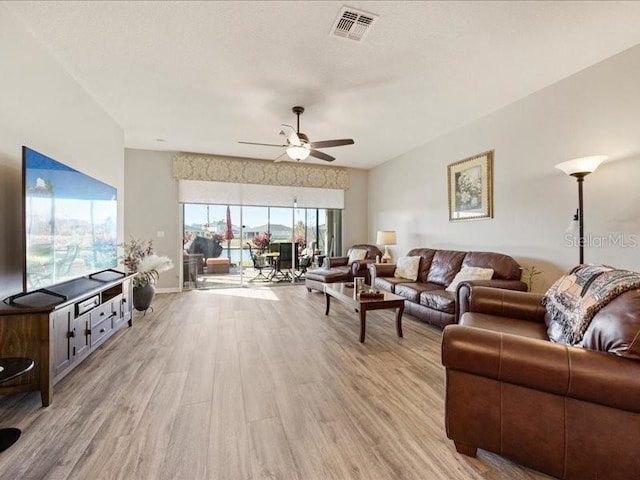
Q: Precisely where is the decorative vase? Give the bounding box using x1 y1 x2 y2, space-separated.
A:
133 283 156 313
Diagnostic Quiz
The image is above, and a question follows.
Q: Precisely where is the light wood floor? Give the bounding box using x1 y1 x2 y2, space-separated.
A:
0 286 551 480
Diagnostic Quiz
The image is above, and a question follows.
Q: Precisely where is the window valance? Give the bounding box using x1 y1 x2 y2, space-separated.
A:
173 152 350 190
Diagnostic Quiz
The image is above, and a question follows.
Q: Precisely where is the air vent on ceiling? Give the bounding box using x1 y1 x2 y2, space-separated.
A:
330 6 378 42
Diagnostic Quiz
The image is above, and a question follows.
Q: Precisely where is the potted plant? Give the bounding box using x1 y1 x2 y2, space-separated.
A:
252 232 272 254
521 264 543 292
121 237 173 313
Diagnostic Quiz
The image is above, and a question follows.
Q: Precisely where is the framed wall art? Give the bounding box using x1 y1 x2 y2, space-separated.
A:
447 150 493 221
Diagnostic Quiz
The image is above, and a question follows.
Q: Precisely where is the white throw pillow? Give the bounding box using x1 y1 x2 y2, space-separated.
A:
446 266 495 292
348 248 368 265
394 256 421 281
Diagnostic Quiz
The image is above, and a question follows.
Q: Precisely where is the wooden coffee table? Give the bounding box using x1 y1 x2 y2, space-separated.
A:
324 282 405 343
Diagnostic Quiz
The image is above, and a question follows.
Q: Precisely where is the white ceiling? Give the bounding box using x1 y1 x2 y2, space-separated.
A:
6 1 640 169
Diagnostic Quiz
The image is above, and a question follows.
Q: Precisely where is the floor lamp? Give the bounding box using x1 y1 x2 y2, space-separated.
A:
555 155 606 264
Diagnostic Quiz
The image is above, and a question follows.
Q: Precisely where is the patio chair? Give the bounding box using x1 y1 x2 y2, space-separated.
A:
247 243 272 282
294 251 313 280
270 242 298 282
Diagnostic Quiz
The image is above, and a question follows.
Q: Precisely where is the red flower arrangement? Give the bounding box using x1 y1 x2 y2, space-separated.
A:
252 232 272 252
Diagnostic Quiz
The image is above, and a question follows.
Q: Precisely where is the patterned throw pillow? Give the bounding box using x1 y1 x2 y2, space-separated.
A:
394 256 421 281
445 267 494 292
348 248 368 265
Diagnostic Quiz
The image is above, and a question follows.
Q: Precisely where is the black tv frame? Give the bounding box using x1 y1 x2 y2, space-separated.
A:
20 146 119 295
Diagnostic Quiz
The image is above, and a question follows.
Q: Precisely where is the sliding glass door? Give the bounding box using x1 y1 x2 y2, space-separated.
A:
182 203 340 289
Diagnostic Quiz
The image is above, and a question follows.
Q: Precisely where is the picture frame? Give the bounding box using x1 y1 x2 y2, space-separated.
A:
448 150 493 221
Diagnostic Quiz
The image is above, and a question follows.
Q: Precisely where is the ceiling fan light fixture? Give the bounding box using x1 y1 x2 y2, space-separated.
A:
240 105 353 163
286 145 310 161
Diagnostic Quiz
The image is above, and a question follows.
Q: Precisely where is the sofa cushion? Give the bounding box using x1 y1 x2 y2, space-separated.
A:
395 282 441 303
374 276 413 293
407 248 436 283
305 268 350 283
445 266 494 292
394 256 421 281
420 289 456 313
426 250 467 286
348 248 368 265
348 244 382 261
582 288 640 359
462 251 522 280
460 312 549 340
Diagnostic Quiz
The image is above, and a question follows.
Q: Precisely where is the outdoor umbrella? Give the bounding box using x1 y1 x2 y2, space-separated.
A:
224 206 234 260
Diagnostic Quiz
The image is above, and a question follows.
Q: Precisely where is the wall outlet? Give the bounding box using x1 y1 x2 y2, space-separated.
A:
157 231 165 238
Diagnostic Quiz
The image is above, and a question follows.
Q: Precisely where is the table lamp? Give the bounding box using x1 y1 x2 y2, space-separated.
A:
376 230 397 263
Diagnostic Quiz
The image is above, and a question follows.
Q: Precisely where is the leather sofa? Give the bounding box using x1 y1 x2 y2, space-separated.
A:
442 285 640 479
305 244 382 293
370 248 526 327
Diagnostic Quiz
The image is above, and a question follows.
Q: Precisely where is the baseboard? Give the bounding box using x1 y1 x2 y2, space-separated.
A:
155 287 181 294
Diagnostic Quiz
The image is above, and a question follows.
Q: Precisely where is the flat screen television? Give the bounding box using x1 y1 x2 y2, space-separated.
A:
22 146 118 292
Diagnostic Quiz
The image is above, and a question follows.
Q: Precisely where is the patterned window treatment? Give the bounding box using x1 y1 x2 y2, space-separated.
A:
173 152 350 190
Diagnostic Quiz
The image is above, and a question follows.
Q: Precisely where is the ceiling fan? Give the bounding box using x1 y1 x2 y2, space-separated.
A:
239 106 354 162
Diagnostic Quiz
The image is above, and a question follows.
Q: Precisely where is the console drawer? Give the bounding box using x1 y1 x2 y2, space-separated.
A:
90 302 115 346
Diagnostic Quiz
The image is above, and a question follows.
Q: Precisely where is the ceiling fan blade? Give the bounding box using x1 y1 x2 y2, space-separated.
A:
273 151 288 163
309 149 335 162
310 139 354 149
238 141 287 147
280 124 301 146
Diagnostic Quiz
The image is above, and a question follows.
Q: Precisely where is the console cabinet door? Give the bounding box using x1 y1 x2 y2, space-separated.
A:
121 278 132 325
51 305 73 377
72 313 91 361
112 293 125 331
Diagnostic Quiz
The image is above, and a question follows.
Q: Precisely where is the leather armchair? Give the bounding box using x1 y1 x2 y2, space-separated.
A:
305 244 382 292
443 285 640 479
322 244 382 283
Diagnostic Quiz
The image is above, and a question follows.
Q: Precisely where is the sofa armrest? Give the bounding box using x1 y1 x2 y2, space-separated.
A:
351 259 375 277
369 263 396 278
442 324 640 413
457 284 544 323
324 256 348 268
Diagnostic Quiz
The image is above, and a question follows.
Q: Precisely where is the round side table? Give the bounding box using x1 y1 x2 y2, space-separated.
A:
0 358 35 453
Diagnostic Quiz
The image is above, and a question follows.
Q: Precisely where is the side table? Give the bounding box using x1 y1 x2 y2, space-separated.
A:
0 358 35 452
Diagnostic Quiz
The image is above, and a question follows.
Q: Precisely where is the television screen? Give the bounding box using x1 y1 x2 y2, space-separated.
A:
23 147 118 292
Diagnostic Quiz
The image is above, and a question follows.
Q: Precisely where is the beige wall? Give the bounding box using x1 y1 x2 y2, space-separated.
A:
369 45 640 292
0 7 124 299
124 149 180 290
125 149 369 290
342 168 369 250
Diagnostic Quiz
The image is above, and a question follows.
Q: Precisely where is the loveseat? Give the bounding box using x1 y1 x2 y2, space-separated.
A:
370 248 526 327
305 244 382 293
442 282 640 479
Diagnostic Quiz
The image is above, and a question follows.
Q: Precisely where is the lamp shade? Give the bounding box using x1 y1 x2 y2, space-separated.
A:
555 156 607 176
286 145 310 161
376 230 396 245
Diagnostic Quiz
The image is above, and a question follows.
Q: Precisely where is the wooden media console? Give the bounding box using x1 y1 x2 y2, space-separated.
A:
0 270 134 406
